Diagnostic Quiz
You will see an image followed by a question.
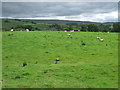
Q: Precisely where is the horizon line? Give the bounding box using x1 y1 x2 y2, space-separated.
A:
1 17 118 23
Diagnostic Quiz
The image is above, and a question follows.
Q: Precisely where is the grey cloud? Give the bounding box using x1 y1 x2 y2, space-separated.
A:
2 2 118 22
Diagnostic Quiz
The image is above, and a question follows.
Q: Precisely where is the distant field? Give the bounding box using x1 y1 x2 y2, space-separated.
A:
2 31 118 88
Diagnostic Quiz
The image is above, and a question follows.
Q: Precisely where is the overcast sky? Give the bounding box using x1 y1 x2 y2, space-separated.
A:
2 2 118 22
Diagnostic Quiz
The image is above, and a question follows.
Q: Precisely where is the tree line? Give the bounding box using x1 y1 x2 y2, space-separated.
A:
2 19 120 32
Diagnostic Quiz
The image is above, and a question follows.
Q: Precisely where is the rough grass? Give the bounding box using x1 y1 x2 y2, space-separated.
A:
2 31 118 88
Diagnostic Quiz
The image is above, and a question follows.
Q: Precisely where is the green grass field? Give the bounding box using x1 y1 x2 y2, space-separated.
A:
2 31 118 88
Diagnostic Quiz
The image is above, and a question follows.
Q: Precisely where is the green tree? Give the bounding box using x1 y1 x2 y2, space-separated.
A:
4 19 10 23
49 24 62 31
99 24 112 32
88 24 99 32
68 25 73 30
81 24 88 31
112 23 120 32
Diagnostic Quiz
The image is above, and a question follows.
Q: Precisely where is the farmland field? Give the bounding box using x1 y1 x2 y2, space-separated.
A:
2 31 118 88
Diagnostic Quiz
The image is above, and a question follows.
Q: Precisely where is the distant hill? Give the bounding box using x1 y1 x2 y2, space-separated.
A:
20 19 98 24
2 18 117 32
2 18 115 24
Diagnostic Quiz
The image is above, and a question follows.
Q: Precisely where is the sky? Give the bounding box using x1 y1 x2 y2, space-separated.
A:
2 2 118 22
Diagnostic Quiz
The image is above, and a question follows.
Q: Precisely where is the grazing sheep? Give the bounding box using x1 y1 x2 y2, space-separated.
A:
99 39 105 42
96 37 100 39
56 58 60 61
68 33 71 36
26 29 29 32
64 30 67 32
10 29 13 32
55 58 60 64
96 37 105 42
68 33 72 38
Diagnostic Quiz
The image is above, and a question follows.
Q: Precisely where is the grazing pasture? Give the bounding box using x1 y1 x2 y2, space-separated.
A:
2 31 118 88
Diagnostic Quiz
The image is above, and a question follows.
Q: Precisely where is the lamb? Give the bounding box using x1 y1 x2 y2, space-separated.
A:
10 29 13 32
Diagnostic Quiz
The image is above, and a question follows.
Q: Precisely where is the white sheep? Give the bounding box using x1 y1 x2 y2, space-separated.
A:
96 37 105 42
99 39 105 42
10 29 13 32
64 30 67 32
68 33 71 36
26 29 29 32
96 37 100 39
68 33 72 38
